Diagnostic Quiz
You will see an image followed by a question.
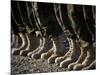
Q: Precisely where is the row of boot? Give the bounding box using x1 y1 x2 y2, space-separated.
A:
11 1 96 70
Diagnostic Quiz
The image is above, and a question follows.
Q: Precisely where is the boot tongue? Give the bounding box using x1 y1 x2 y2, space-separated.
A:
52 35 68 55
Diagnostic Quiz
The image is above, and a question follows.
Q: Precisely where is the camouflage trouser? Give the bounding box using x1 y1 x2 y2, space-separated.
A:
11 1 96 44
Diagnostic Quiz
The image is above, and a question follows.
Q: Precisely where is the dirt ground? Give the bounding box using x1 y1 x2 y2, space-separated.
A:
11 55 95 75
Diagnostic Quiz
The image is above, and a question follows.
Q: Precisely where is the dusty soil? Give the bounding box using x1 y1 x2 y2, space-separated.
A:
11 55 69 75
11 55 95 75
